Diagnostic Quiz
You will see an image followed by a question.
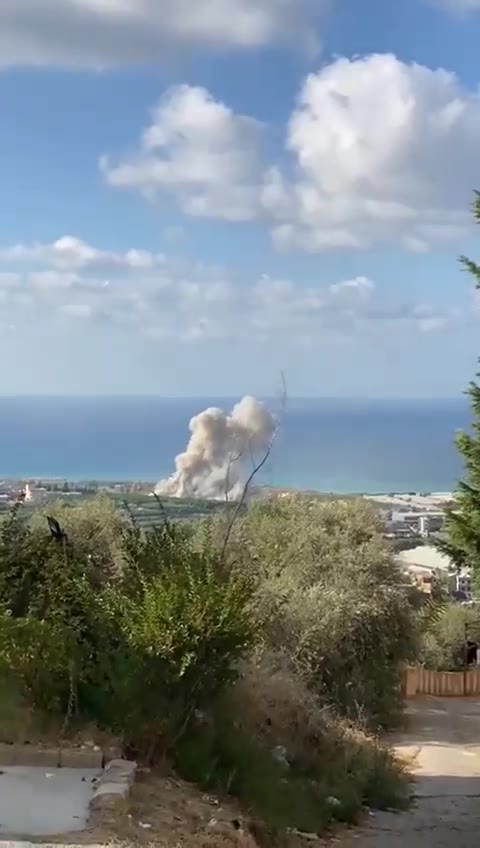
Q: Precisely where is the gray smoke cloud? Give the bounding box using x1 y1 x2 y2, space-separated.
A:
155 395 276 500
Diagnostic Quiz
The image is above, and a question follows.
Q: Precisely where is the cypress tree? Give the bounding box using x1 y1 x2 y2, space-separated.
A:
440 192 480 578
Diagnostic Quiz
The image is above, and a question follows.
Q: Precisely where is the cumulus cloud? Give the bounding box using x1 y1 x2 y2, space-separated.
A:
103 54 480 251
265 53 480 251
0 0 325 68
102 86 264 221
0 234 452 341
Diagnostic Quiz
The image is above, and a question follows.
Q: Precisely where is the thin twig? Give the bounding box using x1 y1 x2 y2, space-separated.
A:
122 498 138 528
221 375 287 559
152 492 175 540
224 447 243 503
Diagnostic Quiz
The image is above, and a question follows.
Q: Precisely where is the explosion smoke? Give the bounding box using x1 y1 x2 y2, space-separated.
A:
155 396 276 501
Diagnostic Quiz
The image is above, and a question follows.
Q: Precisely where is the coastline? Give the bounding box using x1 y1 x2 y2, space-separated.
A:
0 396 466 495
0 475 456 506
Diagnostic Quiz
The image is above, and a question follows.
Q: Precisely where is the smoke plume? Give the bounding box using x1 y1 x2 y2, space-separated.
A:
155 396 276 500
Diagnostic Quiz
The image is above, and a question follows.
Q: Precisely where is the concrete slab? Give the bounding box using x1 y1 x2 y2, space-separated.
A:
0 844 107 848
0 767 102 837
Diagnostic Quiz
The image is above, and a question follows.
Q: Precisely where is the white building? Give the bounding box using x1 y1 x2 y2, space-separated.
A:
23 484 47 504
452 570 473 601
398 545 475 602
391 511 444 536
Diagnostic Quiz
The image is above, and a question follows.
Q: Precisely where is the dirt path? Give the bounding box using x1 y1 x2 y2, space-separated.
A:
339 697 480 847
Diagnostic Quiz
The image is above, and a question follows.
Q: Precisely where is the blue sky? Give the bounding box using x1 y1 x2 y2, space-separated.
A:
1 0 480 397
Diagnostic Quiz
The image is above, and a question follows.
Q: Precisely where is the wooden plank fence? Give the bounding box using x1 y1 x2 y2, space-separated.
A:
401 666 480 698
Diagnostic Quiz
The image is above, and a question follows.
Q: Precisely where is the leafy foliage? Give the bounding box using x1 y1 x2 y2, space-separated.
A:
0 613 78 712
0 498 253 756
200 497 421 728
87 523 254 754
0 492 413 837
438 192 480 582
419 603 480 671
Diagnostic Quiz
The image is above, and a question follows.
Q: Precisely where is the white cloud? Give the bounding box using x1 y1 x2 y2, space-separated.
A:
102 85 264 221
0 0 325 68
266 53 480 252
103 54 480 252
1 236 165 273
0 235 451 343
330 277 375 296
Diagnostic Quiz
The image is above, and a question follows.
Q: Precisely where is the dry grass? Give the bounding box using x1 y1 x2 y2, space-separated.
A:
227 656 410 816
87 771 261 848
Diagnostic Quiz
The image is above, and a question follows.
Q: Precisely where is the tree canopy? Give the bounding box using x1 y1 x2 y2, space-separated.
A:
439 192 480 582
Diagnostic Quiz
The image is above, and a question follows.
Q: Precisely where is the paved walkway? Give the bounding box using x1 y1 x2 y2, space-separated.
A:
0 767 101 838
339 697 480 847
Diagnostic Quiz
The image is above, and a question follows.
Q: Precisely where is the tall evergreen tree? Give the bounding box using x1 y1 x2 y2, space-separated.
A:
440 193 480 578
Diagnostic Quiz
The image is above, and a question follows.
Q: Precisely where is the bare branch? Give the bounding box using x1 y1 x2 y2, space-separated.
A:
221 375 288 559
152 492 175 540
224 446 244 504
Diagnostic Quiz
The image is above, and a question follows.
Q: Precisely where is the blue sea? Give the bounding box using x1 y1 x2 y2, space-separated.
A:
0 396 471 494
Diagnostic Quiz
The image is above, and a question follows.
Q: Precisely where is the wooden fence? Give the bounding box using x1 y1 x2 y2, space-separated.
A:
401 665 480 697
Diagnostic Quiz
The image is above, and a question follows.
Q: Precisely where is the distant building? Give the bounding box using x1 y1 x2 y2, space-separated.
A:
405 565 435 595
24 484 48 504
397 544 453 595
398 545 475 602
391 511 444 536
449 570 473 601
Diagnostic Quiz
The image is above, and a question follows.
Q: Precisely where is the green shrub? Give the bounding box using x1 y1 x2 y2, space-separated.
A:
0 493 413 841
175 657 409 838
419 604 480 671
0 612 79 712
0 504 254 758
85 527 254 756
199 498 420 728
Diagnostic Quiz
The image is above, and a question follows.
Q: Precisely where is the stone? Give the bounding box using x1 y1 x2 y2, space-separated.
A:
104 758 137 774
90 757 137 810
93 780 129 799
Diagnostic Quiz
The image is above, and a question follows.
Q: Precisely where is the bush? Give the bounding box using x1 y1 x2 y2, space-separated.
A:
0 496 124 620
0 612 79 712
30 494 130 582
85 523 254 756
200 498 420 728
419 604 480 671
175 656 409 837
0 502 254 758
0 493 416 843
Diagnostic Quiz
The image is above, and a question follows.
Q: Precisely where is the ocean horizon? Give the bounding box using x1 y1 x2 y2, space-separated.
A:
0 395 471 494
